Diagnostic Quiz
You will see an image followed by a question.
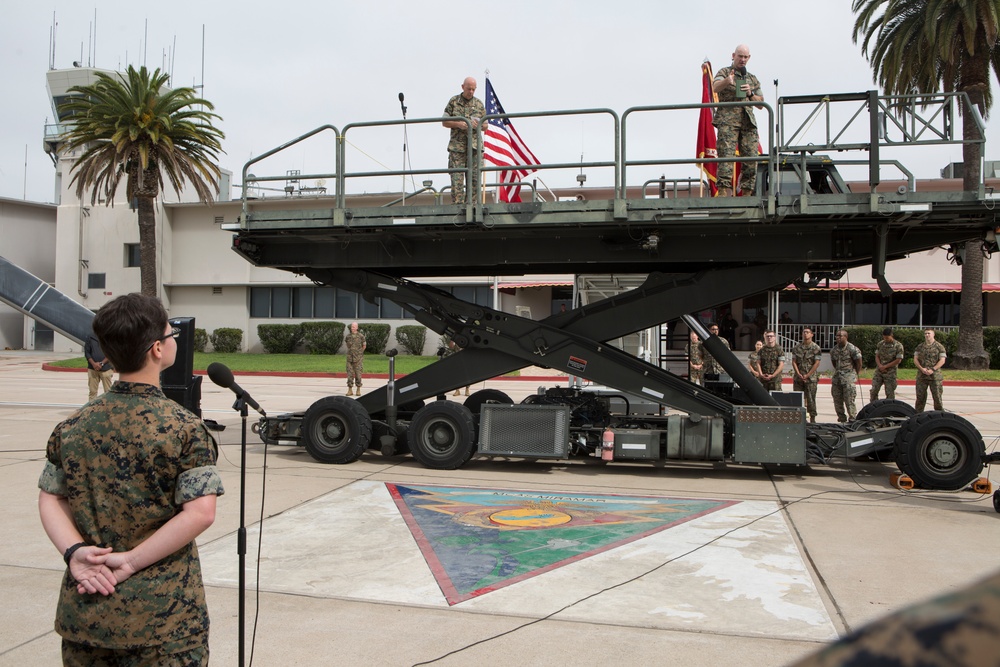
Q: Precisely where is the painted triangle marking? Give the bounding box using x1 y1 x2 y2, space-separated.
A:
387 483 738 605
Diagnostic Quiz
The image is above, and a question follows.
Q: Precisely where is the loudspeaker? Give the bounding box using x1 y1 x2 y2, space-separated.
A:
160 317 196 387
163 376 203 417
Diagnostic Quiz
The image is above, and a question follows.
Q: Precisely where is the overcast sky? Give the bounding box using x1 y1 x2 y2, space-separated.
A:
3 1 998 204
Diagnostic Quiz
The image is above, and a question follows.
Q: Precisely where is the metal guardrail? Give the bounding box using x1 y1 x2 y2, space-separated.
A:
239 90 988 226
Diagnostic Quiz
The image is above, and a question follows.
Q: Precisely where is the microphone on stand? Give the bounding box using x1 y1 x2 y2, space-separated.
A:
207 362 266 416
398 92 407 117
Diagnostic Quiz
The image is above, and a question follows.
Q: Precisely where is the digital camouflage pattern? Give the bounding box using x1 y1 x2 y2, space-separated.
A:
443 93 485 153
758 343 785 392
747 349 761 377
792 340 822 418
790 569 1000 667
444 93 485 204
914 339 947 411
700 337 731 376
345 330 367 389
686 341 704 385
830 342 862 421
37 382 223 650
871 338 905 401
713 65 762 193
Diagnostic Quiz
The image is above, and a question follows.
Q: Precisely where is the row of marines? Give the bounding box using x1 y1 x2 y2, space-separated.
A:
686 326 947 423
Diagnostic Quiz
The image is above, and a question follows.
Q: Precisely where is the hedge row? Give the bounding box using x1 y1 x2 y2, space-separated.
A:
253 322 428 355
839 325 998 369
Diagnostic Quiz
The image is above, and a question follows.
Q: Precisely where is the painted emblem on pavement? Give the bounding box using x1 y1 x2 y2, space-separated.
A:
387 483 737 605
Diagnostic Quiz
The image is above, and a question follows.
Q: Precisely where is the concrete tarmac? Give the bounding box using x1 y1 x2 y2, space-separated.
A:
1 352 998 666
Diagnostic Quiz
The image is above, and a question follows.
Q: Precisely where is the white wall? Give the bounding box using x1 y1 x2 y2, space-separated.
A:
0 198 56 349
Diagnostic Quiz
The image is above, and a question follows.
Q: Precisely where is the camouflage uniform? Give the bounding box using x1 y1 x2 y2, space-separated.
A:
790 568 1000 667
870 338 904 401
713 65 762 195
758 343 785 392
37 382 224 657
444 93 486 204
344 330 367 390
914 340 947 412
700 337 731 377
791 340 822 420
747 349 761 378
686 341 704 385
829 342 862 422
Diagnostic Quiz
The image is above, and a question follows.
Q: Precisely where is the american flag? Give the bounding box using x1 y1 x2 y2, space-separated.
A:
483 78 541 203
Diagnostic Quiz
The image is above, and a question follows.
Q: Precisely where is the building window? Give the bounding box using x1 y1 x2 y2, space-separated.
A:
125 244 141 268
270 287 291 318
87 273 106 289
292 286 314 318
248 286 429 319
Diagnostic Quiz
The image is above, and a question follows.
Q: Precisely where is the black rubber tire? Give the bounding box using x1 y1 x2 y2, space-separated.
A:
857 398 916 421
994 489 1000 514
408 400 476 469
301 396 372 464
893 411 985 490
463 389 514 414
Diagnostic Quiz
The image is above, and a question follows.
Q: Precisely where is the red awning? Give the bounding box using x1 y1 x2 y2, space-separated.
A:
785 282 1000 292
499 281 574 288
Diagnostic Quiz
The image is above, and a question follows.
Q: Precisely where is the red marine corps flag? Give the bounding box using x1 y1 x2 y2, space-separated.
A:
483 78 542 203
696 60 719 197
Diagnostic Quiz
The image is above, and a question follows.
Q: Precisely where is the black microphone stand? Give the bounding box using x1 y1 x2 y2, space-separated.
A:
400 94 409 205
226 394 249 667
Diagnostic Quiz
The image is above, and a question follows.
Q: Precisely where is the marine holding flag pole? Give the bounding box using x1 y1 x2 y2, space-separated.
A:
482 77 542 203
696 59 719 197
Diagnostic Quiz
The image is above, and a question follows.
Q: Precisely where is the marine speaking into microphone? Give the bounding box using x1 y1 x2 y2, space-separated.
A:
207 362 266 416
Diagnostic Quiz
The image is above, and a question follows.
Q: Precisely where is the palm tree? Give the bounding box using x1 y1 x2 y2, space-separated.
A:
852 0 998 369
59 65 224 297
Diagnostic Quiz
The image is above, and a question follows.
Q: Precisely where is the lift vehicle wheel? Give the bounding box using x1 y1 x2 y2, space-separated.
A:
893 411 985 491
856 398 915 420
994 489 1000 513
408 401 476 469
301 396 372 464
463 389 513 414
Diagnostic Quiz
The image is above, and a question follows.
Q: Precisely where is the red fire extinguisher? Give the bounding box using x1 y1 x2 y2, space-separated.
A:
601 427 615 461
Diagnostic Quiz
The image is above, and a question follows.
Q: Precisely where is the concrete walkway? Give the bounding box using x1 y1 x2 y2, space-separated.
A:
1 352 998 666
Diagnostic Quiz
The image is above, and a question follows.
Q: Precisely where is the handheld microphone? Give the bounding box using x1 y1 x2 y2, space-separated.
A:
736 66 747 76
207 362 266 416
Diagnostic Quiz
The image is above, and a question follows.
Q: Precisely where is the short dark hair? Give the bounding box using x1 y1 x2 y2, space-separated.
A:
92 293 168 373
882 327 893 336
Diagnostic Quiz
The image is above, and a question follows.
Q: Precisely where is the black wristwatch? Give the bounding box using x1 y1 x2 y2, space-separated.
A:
63 542 87 565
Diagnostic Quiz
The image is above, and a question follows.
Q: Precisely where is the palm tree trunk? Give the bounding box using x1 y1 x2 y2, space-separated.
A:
954 80 989 370
137 196 158 298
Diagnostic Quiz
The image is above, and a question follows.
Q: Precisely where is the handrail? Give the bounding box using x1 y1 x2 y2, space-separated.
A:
238 90 987 223
621 101 776 202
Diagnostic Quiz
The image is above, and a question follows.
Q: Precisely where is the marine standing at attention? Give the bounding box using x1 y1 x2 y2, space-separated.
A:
345 322 367 396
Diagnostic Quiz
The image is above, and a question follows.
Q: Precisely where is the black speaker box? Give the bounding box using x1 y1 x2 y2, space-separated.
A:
160 317 196 387
163 376 203 417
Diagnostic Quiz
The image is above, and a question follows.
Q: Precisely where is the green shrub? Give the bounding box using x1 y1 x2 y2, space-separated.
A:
843 326 997 370
358 323 391 355
394 325 427 355
301 321 345 355
257 323 303 354
984 327 1000 369
210 327 244 353
193 328 208 353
